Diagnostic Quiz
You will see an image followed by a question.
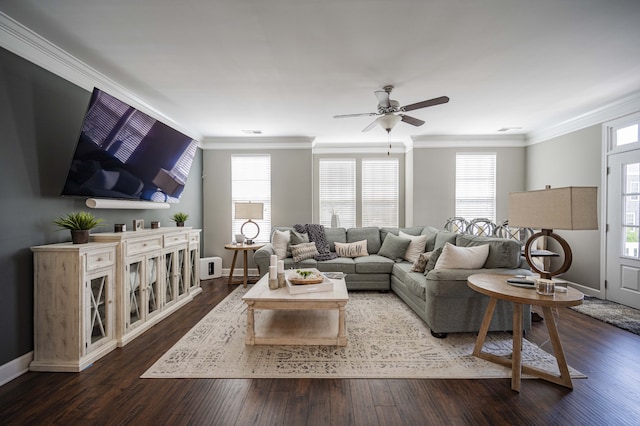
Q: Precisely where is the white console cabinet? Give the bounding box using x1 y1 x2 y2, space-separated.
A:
30 242 119 372
31 227 201 371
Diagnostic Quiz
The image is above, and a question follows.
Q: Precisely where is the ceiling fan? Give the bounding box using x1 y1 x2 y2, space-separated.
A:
333 85 449 133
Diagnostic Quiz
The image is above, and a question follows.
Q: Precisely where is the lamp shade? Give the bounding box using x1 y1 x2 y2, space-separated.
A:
234 202 264 220
508 186 598 230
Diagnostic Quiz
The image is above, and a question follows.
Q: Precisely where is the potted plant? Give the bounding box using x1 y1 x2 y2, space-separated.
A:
171 212 189 227
53 211 104 244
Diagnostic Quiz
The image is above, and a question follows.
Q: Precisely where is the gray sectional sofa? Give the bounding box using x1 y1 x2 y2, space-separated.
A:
254 225 532 337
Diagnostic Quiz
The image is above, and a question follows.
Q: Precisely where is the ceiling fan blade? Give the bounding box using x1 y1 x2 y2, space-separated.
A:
333 112 378 119
362 117 381 132
375 90 390 108
401 96 450 112
400 114 425 127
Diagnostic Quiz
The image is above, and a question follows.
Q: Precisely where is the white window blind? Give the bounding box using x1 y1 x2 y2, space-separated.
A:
362 158 399 227
455 153 496 221
231 155 271 242
319 159 356 228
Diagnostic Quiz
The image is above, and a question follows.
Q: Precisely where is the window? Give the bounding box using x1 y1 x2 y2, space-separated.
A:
455 153 496 221
318 157 400 228
231 155 271 242
319 159 356 228
362 158 399 227
616 124 639 147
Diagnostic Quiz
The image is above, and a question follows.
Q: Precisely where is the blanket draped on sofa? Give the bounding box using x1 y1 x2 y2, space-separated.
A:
293 224 338 261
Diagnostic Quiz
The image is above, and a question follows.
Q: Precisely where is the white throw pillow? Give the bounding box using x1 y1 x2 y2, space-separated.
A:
334 240 369 258
399 231 428 262
272 229 290 260
434 242 490 270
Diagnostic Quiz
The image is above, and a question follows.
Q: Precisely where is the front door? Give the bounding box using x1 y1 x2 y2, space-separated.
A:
605 119 640 310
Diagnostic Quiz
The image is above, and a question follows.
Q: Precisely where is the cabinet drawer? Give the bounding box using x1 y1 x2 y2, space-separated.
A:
126 237 163 256
189 233 200 244
164 232 189 247
86 249 115 271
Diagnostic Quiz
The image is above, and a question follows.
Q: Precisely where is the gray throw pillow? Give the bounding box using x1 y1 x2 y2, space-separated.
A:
424 247 443 274
378 233 411 262
289 230 309 246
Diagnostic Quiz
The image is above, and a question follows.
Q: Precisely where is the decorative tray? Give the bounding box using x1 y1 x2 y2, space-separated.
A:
287 268 325 285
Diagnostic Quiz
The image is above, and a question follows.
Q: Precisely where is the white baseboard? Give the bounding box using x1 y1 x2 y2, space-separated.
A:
568 282 602 299
0 351 32 387
222 268 259 277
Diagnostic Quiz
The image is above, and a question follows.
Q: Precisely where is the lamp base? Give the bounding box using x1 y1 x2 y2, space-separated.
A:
240 220 260 245
524 229 573 279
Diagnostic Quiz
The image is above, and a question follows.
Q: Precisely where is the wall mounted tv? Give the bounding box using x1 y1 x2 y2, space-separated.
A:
61 88 198 203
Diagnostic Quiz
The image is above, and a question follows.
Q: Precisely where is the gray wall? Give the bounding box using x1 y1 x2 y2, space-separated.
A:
410 146 527 227
202 147 313 269
0 47 203 366
525 125 602 289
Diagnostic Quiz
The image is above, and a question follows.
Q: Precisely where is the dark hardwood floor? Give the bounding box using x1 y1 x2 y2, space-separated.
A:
2 278 640 425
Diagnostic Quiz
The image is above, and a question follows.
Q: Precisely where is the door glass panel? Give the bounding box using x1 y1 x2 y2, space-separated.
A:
129 261 142 326
148 256 159 315
617 124 639 147
623 163 640 258
89 275 107 343
165 252 175 304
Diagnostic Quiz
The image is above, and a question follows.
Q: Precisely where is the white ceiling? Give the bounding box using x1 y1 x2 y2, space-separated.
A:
1 0 640 146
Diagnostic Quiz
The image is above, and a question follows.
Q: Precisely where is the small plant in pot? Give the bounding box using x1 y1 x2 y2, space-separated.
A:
53 211 104 244
171 212 189 227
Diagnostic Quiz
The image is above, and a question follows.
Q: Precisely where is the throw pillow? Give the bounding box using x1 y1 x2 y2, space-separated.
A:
289 230 309 246
377 233 412 262
334 240 369 258
290 242 319 262
399 231 428 262
434 242 490 270
410 251 432 273
272 229 290 260
424 247 443 274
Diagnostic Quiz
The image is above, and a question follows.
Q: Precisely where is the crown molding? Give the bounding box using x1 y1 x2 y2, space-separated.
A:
526 91 640 145
411 134 526 149
0 12 201 141
201 136 314 150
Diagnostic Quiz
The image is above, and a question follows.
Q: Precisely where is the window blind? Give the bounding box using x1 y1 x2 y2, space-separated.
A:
362 158 399 227
319 159 356 228
231 155 271 242
455 153 496 221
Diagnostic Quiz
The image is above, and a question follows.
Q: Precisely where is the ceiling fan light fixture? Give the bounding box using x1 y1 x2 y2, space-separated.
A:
378 114 402 132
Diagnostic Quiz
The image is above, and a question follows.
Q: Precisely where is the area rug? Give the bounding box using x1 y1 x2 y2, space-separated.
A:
142 286 584 379
570 296 640 336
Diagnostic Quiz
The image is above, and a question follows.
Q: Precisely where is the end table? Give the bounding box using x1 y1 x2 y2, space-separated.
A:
224 243 265 287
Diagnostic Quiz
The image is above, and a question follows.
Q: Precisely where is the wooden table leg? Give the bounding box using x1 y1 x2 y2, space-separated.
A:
337 303 347 346
227 251 238 285
245 302 255 345
511 302 523 392
473 297 497 356
542 305 573 389
242 250 249 287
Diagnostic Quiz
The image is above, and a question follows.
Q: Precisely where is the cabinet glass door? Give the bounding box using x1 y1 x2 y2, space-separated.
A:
147 255 160 316
189 247 198 290
128 261 143 328
88 275 107 344
165 252 176 306
177 248 187 297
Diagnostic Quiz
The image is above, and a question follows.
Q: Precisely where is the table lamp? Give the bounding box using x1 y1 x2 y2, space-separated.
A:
508 186 598 279
234 202 264 245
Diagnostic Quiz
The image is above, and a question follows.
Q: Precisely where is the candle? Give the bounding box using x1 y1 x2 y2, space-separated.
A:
269 265 277 280
270 255 278 267
277 260 284 274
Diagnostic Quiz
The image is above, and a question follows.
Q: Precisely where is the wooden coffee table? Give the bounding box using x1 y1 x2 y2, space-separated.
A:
242 273 349 346
468 273 584 392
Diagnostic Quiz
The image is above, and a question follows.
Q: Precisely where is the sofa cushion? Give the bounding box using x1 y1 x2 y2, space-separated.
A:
455 234 521 269
347 227 382 253
272 229 290 260
334 240 369 258
399 231 427 262
283 257 317 270
434 242 489 270
289 230 309 246
392 262 427 300
378 233 412 262
434 231 458 249
325 227 347 251
355 254 395 274
420 226 440 251
291 242 319 262
316 257 356 274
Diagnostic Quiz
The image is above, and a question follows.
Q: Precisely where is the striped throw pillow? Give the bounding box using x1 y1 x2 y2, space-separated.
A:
291 242 319 262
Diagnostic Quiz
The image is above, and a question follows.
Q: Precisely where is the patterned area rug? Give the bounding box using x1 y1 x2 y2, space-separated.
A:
142 286 584 379
570 296 640 335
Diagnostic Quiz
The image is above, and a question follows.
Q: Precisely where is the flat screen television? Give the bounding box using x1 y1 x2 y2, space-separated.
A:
61 88 198 203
